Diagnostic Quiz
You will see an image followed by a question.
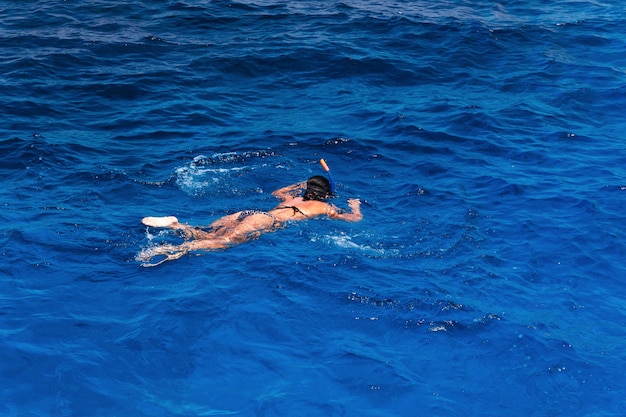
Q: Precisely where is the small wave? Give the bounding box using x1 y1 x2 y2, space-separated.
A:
316 231 400 257
174 152 275 197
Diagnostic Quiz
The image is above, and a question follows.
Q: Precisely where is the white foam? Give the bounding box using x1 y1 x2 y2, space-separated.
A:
174 153 266 197
145 228 172 242
175 155 239 197
322 231 399 257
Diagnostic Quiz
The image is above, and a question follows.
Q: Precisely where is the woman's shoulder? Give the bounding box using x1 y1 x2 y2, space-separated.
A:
300 199 336 215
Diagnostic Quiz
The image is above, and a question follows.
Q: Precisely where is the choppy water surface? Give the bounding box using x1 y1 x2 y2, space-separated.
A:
1 1 625 416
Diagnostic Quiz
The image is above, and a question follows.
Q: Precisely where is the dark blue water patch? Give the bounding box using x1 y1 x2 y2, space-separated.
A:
344 284 503 333
597 184 626 220
0 138 120 185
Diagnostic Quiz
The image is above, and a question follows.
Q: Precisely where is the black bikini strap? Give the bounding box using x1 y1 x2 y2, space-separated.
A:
278 205 306 216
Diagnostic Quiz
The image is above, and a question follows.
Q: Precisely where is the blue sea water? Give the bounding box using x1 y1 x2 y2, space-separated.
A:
1 0 626 415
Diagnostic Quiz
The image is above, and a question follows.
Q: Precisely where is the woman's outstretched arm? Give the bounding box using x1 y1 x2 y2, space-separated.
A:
328 199 362 222
272 182 305 201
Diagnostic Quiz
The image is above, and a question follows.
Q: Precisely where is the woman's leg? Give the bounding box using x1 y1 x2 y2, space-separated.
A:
137 238 231 267
138 212 280 266
136 243 188 267
142 216 213 240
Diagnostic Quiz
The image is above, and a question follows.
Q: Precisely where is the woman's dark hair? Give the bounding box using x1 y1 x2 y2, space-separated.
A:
303 175 331 201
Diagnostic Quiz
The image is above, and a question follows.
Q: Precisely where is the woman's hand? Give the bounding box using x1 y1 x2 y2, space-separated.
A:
347 198 361 210
330 198 362 222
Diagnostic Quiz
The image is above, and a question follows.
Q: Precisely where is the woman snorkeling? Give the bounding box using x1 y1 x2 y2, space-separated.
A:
137 175 362 266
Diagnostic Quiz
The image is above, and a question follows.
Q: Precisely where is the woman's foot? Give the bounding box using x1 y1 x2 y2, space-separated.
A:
142 216 179 228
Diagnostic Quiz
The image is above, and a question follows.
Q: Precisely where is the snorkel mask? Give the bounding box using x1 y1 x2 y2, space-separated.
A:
303 176 332 201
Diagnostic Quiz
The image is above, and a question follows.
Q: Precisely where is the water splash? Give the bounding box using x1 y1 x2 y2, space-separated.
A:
174 152 273 197
315 231 400 258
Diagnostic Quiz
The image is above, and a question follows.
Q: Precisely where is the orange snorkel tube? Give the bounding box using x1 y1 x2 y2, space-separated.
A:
319 158 336 194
